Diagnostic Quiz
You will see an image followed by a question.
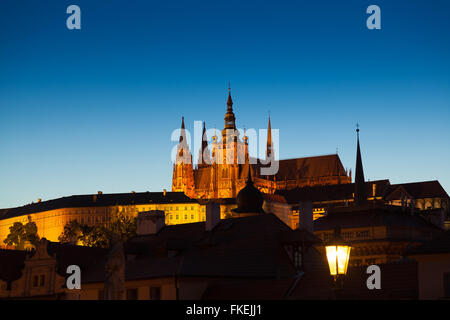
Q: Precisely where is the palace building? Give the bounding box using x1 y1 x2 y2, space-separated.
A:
172 89 351 199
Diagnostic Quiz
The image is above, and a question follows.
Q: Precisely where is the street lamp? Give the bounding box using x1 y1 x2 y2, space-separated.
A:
325 227 351 289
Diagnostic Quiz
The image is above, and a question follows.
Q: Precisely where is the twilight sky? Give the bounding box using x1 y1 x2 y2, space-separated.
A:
0 0 449 208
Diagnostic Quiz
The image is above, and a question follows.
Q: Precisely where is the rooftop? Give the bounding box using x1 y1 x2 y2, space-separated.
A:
0 191 197 220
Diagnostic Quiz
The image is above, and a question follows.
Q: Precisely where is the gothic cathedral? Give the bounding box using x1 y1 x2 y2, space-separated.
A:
172 89 351 199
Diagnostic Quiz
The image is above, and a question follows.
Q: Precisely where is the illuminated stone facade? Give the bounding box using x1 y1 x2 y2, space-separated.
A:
172 90 351 199
0 192 237 246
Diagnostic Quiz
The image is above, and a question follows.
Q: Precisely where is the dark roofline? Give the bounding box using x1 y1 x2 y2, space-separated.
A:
0 191 198 220
274 179 391 204
313 204 443 231
388 180 449 199
277 153 342 162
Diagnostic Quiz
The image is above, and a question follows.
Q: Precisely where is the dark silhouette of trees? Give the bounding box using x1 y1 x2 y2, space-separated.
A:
3 221 39 250
59 212 137 248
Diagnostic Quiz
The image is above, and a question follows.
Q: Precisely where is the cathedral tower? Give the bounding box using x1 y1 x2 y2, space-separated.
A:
172 116 195 197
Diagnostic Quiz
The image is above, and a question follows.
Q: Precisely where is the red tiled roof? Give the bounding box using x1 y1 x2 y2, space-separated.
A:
122 214 300 280
271 154 347 180
275 180 390 204
79 213 320 283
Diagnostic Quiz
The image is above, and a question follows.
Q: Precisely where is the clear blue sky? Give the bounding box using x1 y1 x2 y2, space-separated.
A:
0 0 449 208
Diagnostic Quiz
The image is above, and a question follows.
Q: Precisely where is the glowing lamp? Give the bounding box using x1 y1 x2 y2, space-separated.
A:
325 227 351 278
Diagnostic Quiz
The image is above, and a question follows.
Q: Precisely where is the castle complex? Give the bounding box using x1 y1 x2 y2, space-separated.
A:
172 89 351 199
0 89 448 251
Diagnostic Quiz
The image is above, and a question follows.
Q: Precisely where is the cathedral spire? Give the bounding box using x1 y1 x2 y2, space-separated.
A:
266 114 273 159
227 82 233 110
179 116 185 143
178 116 190 159
201 121 208 151
224 84 236 130
354 124 366 204
198 121 211 166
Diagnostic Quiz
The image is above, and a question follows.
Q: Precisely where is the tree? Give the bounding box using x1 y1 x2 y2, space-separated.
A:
58 219 83 244
3 221 39 250
58 211 137 248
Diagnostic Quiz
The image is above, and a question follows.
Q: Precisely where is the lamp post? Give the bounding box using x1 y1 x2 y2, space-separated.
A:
325 227 351 293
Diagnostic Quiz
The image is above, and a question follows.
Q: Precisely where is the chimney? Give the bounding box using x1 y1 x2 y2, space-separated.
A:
136 210 166 235
205 201 221 231
98 191 103 195
298 201 313 234
372 183 376 198
37 198 42 203
163 189 167 196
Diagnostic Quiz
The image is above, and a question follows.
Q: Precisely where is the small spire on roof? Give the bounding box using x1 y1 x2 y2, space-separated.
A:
354 123 367 204
227 83 233 108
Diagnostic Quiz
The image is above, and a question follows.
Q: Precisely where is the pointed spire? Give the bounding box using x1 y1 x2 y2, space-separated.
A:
224 84 236 130
177 116 190 160
201 121 208 151
179 116 185 143
227 82 233 109
354 124 366 204
266 114 272 159
198 121 211 166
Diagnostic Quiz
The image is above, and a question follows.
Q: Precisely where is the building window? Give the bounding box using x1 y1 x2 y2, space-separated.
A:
351 259 363 267
294 247 302 270
98 290 104 300
126 288 138 300
150 286 161 300
32 275 45 287
444 273 450 298
184 215 187 219
191 215 194 220
33 275 39 287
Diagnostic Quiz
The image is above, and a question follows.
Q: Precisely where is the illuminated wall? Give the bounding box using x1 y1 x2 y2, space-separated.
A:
0 202 237 247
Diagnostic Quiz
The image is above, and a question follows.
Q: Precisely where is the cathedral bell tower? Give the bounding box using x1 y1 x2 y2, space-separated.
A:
172 116 195 197
214 86 247 198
